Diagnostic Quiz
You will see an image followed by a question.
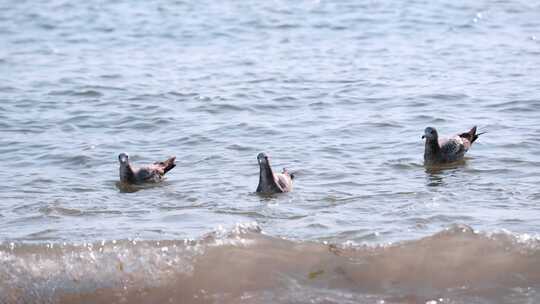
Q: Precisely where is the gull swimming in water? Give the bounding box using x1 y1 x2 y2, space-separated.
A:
118 152 176 184
422 126 484 165
256 152 294 193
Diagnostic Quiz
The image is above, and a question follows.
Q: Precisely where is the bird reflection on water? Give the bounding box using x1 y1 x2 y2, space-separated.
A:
424 159 468 187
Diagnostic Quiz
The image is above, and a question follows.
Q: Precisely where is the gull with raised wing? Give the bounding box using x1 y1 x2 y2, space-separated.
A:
422 126 484 165
118 153 176 184
256 152 294 193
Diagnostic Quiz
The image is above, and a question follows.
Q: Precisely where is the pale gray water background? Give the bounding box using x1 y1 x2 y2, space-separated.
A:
1 0 540 303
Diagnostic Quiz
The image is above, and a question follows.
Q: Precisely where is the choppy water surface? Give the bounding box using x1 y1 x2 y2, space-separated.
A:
1 0 540 303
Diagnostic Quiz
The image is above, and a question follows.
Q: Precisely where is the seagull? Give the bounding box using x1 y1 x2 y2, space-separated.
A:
256 152 294 193
422 126 484 165
118 152 176 184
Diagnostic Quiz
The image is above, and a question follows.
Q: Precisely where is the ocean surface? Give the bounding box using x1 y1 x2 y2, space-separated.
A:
1 0 540 303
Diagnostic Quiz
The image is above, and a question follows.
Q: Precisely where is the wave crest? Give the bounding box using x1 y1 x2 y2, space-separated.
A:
1 225 539 303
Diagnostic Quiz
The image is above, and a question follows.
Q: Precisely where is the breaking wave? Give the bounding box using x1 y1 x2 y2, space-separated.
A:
1 224 539 304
